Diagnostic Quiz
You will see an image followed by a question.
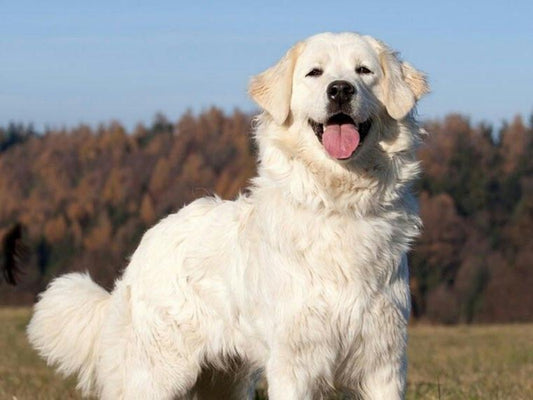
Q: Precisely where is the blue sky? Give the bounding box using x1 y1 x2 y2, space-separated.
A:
1 0 531 130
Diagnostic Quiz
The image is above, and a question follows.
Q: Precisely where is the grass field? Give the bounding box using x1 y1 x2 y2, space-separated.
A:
1 308 531 399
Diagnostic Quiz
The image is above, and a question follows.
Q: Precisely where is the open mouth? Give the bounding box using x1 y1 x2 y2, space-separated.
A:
309 114 372 160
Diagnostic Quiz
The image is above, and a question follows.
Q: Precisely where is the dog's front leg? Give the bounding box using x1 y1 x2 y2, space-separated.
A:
357 297 409 400
265 316 336 400
266 350 333 400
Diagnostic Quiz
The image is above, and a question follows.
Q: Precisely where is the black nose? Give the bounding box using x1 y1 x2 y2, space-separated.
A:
327 80 356 105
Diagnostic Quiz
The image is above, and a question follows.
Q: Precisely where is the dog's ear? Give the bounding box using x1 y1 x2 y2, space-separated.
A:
380 49 429 120
249 42 303 125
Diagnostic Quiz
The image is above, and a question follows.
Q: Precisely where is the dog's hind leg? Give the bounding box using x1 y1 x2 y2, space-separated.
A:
98 343 202 400
98 341 201 400
95 292 203 400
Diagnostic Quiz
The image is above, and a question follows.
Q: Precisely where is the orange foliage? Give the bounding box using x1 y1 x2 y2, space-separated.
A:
0 109 531 324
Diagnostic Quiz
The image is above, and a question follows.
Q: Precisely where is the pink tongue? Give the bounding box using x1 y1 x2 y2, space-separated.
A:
322 123 360 159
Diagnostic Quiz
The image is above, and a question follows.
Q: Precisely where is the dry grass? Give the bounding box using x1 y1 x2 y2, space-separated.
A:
1 307 531 399
407 323 533 399
0 308 80 399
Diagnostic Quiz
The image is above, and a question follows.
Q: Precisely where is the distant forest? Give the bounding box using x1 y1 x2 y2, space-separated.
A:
0 108 531 324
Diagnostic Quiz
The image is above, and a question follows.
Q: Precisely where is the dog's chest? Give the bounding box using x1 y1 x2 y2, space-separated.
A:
237 203 413 361
265 208 405 283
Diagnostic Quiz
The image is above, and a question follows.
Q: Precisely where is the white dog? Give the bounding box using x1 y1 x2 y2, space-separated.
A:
28 32 428 399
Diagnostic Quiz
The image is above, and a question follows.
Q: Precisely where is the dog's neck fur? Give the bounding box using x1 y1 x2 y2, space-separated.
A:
250 112 422 218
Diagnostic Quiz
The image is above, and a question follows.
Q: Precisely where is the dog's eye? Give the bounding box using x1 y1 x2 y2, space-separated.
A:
306 68 323 77
356 66 372 75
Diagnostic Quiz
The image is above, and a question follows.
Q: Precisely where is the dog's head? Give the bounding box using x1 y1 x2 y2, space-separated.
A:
249 32 428 164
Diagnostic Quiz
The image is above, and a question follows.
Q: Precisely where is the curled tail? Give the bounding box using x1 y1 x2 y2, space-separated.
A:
27 273 110 396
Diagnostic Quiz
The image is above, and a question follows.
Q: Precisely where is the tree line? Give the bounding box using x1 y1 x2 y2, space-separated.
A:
0 108 531 323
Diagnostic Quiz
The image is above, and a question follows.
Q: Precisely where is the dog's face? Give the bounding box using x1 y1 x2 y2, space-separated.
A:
250 32 428 162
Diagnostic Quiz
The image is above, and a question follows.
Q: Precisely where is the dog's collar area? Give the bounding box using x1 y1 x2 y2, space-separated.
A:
309 114 372 159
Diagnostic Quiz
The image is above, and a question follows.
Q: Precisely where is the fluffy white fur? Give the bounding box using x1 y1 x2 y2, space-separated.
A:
28 32 428 399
